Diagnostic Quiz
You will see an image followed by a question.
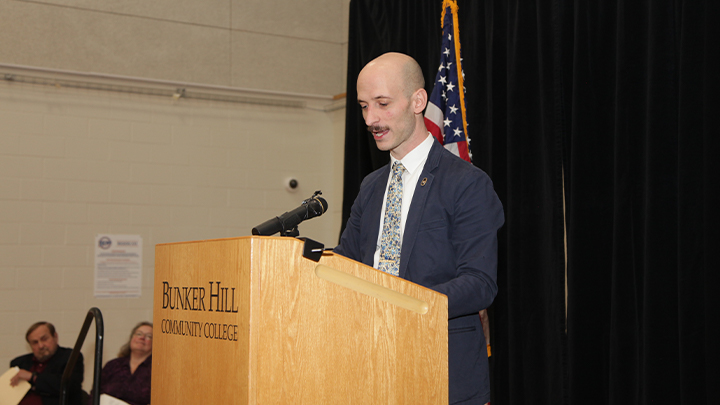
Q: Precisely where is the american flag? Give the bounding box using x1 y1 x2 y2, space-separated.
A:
424 0 472 162
425 0 491 364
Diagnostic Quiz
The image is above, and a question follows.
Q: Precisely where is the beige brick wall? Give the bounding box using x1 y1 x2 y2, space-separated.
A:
0 77 346 391
0 0 349 96
1 0 350 390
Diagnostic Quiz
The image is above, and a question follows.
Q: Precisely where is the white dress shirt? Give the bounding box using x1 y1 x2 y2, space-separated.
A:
373 133 434 269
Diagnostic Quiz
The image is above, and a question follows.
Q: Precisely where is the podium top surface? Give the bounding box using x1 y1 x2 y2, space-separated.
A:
156 234 277 247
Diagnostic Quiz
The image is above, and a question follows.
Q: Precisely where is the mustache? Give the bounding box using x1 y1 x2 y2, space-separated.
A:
368 125 389 133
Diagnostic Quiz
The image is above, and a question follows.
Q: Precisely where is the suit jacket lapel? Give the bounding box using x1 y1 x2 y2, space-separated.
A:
399 140 442 279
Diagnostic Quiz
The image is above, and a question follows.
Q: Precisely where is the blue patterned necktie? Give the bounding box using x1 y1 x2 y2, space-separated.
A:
379 162 406 276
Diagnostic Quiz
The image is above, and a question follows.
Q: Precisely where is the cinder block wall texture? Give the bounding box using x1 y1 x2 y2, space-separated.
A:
0 0 349 391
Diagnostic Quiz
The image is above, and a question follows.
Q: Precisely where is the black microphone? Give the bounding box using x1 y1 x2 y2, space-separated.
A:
252 191 328 236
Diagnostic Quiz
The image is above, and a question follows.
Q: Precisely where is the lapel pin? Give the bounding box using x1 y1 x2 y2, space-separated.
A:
421 178 428 186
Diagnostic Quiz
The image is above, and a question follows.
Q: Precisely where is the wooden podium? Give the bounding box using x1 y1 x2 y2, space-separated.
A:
152 236 448 404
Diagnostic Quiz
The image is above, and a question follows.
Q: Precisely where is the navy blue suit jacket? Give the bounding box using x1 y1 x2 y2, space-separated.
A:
335 139 504 404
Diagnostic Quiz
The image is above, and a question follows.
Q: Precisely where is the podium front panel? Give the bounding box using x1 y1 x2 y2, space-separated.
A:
152 236 448 404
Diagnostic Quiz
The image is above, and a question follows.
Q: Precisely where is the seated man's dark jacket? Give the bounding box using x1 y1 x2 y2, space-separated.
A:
10 347 84 405
335 139 505 405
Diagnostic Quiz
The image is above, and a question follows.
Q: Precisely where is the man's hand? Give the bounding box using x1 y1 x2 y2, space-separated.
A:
10 369 32 387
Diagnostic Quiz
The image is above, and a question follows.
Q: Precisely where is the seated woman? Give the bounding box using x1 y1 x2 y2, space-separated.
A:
92 322 152 405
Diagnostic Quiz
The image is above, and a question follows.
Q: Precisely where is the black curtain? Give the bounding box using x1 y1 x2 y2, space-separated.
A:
565 1 720 404
342 0 719 404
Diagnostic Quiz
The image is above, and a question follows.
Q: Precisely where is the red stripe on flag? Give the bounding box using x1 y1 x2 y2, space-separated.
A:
456 140 471 162
424 117 443 145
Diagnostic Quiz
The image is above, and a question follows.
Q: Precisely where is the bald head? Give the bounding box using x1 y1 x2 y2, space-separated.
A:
356 52 429 160
358 52 425 98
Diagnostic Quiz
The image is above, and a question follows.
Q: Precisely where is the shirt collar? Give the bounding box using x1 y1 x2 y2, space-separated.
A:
390 133 434 175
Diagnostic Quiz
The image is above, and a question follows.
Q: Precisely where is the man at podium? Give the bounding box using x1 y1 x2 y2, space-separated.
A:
335 52 504 405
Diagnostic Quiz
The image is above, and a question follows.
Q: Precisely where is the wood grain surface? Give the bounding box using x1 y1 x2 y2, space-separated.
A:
152 236 448 404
